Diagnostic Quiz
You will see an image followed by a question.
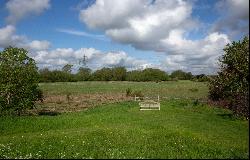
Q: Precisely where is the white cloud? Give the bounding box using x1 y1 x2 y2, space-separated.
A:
33 47 150 71
80 0 195 49
26 40 50 51
6 0 50 24
0 25 26 48
159 32 231 74
0 25 50 51
79 0 234 74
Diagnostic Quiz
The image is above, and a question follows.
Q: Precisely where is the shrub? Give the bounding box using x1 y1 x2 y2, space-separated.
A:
0 47 43 115
132 90 144 98
125 88 132 97
209 36 249 118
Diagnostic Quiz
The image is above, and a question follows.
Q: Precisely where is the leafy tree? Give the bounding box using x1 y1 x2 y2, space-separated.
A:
141 68 168 81
111 67 126 81
0 47 43 115
192 74 209 82
76 67 91 81
209 36 249 118
126 70 142 81
62 64 73 73
93 67 112 81
39 68 51 82
126 68 168 82
170 70 193 80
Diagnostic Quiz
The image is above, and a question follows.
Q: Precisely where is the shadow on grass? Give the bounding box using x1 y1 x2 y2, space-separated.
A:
38 109 60 116
216 113 236 120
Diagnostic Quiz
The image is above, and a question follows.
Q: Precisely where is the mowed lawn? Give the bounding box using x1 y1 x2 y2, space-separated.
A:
0 81 248 159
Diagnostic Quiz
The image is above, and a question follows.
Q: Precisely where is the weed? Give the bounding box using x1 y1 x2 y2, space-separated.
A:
125 88 132 97
66 93 72 103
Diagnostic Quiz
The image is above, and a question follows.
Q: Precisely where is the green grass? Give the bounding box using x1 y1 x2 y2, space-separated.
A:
0 100 248 159
39 80 208 99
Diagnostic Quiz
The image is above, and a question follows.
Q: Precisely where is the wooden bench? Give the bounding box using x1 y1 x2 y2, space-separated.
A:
139 100 160 110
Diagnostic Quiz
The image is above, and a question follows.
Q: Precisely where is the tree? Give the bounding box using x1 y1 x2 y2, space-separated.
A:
111 67 126 81
126 70 142 81
0 47 43 115
170 70 193 80
39 68 51 82
62 64 73 73
141 68 168 81
76 67 91 81
209 36 249 118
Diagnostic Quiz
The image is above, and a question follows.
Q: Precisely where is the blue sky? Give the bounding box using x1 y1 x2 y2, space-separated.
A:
0 0 249 74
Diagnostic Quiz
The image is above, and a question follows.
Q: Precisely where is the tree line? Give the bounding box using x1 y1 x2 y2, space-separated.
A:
38 65 209 82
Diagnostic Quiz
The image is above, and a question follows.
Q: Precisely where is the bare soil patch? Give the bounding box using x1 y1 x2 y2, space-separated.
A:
28 93 132 115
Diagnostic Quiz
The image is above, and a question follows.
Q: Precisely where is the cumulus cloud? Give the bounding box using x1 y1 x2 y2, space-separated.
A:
159 31 231 74
0 25 50 51
6 0 50 24
80 0 196 49
79 0 232 74
212 0 249 38
32 47 150 71
0 25 26 48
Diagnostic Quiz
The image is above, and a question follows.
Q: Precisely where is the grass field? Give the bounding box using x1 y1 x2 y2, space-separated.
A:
39 80 208 99
0 81 249 159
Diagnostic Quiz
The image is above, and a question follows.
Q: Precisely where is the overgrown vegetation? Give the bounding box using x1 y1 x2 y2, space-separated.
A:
0 47 43 115
209 36 249 118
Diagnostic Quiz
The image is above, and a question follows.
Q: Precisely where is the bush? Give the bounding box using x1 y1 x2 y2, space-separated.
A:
209 36 249 118
0 47 43 115
125 88 132 97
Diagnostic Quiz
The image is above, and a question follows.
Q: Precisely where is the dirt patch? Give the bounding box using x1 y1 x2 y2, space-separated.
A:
28 93 132 115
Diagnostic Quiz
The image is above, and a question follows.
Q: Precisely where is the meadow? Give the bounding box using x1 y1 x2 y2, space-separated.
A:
0 81 249 159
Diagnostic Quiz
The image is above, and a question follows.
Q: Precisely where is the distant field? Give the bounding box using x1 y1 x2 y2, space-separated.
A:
0 81 248 159
36 80 209 113
39 80 209 99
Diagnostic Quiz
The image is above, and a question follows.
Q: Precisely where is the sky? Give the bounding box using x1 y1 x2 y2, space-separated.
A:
0 0 249 74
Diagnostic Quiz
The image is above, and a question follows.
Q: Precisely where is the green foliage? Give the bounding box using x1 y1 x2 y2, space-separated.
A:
92 67 113 81
126 68 169 81
125 88 132 97
62 64 73 73
132 90 144 98
170 70 193 80
111 67 126 81
126 70 142 81
39 66 169 82
209 36 249 118
141 68 169 81
0 47 43 115
76 67 91 81
39 68 77 82
192 74 209 82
